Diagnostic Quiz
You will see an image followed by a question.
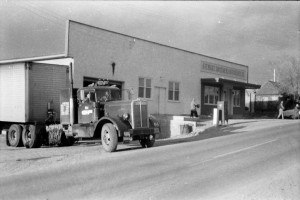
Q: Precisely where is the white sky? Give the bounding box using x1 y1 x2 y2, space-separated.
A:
0 1 299 84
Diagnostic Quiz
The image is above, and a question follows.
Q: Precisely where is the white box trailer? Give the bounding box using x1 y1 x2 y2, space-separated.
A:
0 62 69 123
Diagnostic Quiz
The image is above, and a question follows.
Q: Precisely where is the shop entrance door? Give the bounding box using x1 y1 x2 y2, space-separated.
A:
154 86 166 115
223 87 233 115
227 89 233 115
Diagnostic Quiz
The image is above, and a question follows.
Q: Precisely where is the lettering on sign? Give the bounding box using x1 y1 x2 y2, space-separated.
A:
60 102 69 116
202 61 246 79
82 110 93 115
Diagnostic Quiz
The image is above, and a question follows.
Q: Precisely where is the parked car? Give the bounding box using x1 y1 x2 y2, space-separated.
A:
283 104 300 119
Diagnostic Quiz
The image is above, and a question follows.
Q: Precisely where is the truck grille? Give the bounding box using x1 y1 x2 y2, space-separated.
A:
132 100 148 128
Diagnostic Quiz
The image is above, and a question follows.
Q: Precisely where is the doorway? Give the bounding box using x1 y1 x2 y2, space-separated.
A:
83 77 123 97
154 86 166 115
223 87 233 115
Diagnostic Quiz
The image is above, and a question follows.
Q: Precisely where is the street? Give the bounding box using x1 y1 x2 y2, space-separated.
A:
0 119 299 200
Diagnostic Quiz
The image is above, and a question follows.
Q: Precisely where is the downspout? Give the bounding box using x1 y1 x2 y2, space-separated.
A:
247 66 249 83
69 62 74 125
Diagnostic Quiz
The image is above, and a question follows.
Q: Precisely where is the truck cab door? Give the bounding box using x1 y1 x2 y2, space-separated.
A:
78 90 96 124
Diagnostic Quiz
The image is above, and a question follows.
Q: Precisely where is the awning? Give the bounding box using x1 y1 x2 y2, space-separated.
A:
201 78 261 89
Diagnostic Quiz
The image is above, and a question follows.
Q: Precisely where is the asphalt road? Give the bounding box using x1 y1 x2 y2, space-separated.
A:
0 120 299 200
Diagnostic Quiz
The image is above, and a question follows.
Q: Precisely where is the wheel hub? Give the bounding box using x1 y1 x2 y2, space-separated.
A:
26 130 32 142
104 131 110 144
10 131 16 141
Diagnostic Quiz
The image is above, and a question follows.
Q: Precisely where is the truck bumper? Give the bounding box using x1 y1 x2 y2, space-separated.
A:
123 127 159 142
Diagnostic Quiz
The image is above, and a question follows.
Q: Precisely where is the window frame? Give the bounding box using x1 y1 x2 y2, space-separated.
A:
138 77 152 99
204 85 220 105
233 89 241 107
168 81 180 101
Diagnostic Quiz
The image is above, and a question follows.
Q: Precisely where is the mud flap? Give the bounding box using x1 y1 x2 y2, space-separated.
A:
5 130 10 146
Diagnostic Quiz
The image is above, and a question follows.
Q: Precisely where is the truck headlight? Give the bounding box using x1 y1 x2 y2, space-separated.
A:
122 113 130 120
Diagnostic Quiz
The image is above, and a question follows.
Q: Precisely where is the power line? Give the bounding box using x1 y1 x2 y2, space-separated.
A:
22 1 69 24
13 1 66 30
17 2 127 47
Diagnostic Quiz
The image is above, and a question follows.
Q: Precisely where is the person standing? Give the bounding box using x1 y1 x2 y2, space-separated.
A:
190 98 198 118
277 101 284 119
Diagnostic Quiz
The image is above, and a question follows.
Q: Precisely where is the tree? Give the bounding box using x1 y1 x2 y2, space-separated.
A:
270 55 300 100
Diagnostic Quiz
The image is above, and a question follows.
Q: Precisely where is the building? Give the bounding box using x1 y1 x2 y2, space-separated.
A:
0 20 260 119
255 81 282 112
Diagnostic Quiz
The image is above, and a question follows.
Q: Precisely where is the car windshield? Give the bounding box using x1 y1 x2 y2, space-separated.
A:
95 89 121 102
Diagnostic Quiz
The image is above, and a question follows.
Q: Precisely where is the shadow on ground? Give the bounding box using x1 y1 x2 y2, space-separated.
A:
0 120 257 153
153 124 249 148
55 121 258 152
123 122 256 151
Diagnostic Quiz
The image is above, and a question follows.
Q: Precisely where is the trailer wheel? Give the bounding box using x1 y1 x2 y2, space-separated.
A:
101 123 118 152
22 125 41 148
7 124 23 147
140 135 155 148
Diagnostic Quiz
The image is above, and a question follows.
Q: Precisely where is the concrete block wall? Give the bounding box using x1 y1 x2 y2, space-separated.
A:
170 116 196 137
155 115 201 139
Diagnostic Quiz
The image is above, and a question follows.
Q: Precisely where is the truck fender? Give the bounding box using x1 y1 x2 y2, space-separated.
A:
94 116 131 137
149 115 160 134
149 115 160 128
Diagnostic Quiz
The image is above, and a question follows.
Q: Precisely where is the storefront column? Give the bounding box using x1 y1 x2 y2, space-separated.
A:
223 84 233 115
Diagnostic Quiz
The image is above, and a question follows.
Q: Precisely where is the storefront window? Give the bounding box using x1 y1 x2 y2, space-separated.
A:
204 86 219 105
233 90 240 107
168 81 180 101
138 77 152 98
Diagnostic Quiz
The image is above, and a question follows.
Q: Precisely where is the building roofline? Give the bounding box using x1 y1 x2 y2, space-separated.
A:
0 19 249 70
201 78 260 89
0 54 67 64
68 20 249 69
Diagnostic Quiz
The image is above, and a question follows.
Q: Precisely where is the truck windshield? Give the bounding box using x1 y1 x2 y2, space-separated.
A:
96 89 121 102
78 90 96 103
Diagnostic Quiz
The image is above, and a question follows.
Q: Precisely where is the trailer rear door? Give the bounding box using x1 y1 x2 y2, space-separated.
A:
0 63 26 122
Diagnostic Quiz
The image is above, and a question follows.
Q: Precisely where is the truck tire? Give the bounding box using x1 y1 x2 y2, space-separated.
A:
60 132 75 146
140 135 155 148
7 124 23 147
22 125 41 148
101 123 118 152
66 137 76 146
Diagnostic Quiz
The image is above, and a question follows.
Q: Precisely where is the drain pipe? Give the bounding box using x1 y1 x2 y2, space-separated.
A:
69 62 74 125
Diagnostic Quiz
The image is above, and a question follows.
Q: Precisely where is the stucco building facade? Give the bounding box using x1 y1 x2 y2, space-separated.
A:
0 20 260 118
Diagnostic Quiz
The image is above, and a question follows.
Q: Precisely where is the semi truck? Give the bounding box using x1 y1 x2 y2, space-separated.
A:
0 62 160 152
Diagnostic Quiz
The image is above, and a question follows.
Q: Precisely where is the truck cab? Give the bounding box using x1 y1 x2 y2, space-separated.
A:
59 80 160 152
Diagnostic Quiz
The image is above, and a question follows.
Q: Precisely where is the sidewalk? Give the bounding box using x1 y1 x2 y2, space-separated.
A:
156 115 299 140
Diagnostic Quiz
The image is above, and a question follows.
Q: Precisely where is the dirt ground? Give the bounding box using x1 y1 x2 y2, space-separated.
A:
0 135 152 178
1 119 299 179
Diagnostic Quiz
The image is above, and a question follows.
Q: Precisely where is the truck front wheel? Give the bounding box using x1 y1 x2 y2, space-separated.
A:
7 124 23 147
101 123 118 152
140 135 155 148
